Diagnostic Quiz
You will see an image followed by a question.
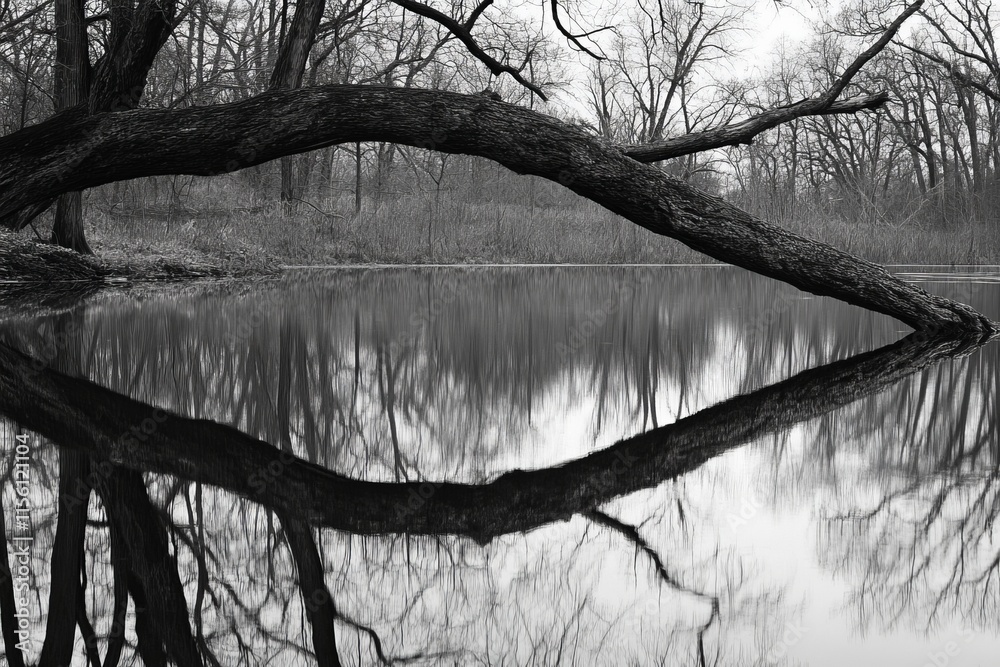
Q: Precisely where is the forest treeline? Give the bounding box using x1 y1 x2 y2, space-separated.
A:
1 0 998 259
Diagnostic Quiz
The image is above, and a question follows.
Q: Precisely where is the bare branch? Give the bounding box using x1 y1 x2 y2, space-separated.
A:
0 0 53 42
620 1 918 163
389 0 547 99
586 509 703 596
930 1 998 73
549 0 609 60
822 0 923 106
463 0 492 30
334 610 459 665
901 42 1000 105
623 92 890 163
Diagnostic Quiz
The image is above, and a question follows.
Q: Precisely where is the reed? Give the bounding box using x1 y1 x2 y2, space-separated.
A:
83 182 1000 267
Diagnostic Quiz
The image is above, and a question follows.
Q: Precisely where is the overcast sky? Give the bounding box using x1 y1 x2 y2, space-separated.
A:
548 0 828 117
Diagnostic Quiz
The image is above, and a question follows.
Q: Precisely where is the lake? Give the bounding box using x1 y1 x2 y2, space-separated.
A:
0 265 998 666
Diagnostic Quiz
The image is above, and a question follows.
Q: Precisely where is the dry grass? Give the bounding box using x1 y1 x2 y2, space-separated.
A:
781 215 1000 265
0 230 105 281
1 224 276 287
93 236 280 278
72 173 1000 267
83 197 1000 268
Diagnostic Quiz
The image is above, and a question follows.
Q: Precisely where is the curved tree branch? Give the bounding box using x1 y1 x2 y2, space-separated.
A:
549 0 608 60
624 92 890 162
0 86 991 331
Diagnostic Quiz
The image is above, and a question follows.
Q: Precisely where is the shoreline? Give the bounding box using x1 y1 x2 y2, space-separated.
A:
2 237 998 331
4 229 1000 287
1 230 281 284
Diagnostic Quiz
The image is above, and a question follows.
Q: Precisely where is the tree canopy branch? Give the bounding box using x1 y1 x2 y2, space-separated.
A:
389 0 547 99
0 0 54 42
623 92 890 162
622 1 918 163
901 42 1000 105
822 0 923 106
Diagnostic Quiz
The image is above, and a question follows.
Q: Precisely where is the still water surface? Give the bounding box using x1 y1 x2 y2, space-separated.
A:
0 266 998 666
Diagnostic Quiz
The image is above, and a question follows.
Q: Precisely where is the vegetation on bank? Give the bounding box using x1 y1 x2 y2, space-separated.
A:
4 181 997 288
33 162 986 270
80 180 1000 268
4 167 998 285
0 229 279 284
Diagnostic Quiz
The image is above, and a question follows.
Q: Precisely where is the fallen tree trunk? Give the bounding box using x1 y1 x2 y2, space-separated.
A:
0 87 993 331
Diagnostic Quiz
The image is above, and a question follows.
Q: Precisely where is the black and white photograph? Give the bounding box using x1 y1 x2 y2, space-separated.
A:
0 0 998 664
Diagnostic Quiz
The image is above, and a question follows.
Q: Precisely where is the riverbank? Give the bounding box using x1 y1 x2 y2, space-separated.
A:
3 201 999 289
0 230 281 313
1 230 280 284
83 196 1000 266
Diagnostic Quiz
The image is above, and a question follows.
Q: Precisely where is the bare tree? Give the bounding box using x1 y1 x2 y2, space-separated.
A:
0 0 994 331
48 0 90 252
595 0 745 146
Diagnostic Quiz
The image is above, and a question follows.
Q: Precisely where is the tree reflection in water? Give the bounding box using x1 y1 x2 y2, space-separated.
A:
0 268 996 666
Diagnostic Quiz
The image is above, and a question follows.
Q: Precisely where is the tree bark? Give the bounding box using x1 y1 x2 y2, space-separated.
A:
0 86 992 332
0 330 992 544
269 0 325 208
88 0 179 114
355 142 362 214
268 0 324 91
52 193 91 254
1 0 181 242
50 0 91 253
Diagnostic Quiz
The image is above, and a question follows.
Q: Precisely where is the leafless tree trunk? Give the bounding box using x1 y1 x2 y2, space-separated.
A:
50 0 90 253
269 0 326 209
